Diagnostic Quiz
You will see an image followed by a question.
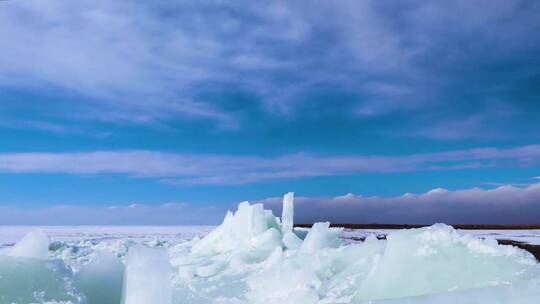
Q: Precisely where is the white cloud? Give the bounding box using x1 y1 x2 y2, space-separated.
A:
1 0 536 131
0 0 238 127
0 1 321 126
0 144 538 185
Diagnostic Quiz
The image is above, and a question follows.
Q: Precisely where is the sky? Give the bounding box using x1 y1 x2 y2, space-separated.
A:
0 0 539 224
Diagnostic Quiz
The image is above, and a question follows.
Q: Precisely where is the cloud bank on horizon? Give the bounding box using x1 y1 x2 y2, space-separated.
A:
0 0 539 224
2 183 540 225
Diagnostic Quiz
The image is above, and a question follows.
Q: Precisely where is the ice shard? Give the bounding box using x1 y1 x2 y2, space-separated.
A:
5 229 49 259
0 230 85 303
0 256 86 304
76 251 124 304
122 245 172 304
281 192 294 233
353 223 540 302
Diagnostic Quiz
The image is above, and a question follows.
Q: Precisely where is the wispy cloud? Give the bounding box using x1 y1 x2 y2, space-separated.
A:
0 0 239 127
0 202 225 225
1 0 538 135
0 145 539 185
0 118 79 134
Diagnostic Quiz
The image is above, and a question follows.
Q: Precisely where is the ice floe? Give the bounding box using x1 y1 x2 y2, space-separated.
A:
1 192 539 303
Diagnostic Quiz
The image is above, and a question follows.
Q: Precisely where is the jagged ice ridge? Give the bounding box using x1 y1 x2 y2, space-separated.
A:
1 192 540 303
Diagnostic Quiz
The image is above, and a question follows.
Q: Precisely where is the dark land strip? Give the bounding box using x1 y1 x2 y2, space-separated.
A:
296 224 540 230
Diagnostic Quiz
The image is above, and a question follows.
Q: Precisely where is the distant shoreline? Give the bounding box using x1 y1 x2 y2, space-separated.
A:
296 224 540 230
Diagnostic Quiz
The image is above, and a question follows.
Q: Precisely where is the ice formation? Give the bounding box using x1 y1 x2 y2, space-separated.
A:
167 193 540 303
4 228 49 259
122 245 172 304
281 192 294 234
0 256 85 303
76 252 125 304
1 192 540 303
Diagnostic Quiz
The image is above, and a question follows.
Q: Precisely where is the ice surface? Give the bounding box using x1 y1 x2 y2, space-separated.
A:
368 282 540 304
3 229 49 259
76 251 124 304
353 223 540 302
0 256 85 304
190 200 281 259
122 245 172 304
461 229 540 245
300 221 342 253
0 229 85 303
282 231 302 250
1 193 540 303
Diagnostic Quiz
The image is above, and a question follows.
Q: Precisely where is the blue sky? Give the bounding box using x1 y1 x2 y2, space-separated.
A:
0 0 539 224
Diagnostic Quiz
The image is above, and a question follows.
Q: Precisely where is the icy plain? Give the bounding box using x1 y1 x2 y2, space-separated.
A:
1 193 540 303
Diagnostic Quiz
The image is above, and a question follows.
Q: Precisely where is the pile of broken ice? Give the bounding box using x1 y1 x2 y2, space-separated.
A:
1 192 540 303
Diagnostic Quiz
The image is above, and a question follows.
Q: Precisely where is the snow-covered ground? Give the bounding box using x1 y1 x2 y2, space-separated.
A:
3 226 540 249
460 230 540 246
0 225 215 274
1 194 540 303
340 228 540 245
0 225 215 248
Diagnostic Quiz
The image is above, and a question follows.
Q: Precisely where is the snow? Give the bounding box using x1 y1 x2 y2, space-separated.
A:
0 192 540 303
461 230 540 245
340 228 540 246
0 225 214 247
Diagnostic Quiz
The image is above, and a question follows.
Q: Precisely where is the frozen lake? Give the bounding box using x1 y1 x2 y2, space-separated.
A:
2 201 540 304
3 225 540 248
340 228 540 245
1 225 539 272
0 225 216 248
